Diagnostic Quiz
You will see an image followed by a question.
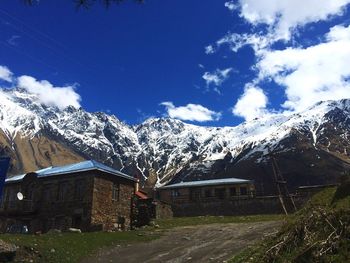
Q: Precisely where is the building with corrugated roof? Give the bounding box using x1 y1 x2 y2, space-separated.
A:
158 178 255 205
0 160 137 233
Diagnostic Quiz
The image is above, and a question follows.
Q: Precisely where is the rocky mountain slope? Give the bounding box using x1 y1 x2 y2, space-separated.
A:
0 88 349 193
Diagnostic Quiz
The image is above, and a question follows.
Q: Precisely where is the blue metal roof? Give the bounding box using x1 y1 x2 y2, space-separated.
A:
5 160 136 183
160 178 252 189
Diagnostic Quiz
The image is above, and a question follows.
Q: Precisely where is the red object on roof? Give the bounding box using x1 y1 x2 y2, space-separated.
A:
135 191 148 199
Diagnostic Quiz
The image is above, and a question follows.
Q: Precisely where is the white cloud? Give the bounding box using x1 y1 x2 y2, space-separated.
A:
0 65 13 83
160 102 221 122
236 0 350 41
205 45 215 54
216 1 350 120
202 68 233 87
215 0 350 54
232 86 269 121
256 25 350 112
216 32 270 54
224 1 238 11
17 75 81 110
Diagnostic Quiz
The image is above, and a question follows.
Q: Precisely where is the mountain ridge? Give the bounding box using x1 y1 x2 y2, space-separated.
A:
0 88 349 193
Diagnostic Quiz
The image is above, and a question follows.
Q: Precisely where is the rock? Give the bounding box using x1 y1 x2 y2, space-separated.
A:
0 240 16 262
149 221 156 227
50 248 55 253
47 229 61 234
67 228 82 233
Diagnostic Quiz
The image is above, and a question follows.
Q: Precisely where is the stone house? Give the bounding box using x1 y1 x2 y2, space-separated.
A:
0 160 137 233
156 178 259 216
157 178 255 204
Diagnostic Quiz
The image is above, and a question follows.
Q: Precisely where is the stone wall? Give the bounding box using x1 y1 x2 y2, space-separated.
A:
91 172 135 231
154 201 173 219
0 170 136 233
171 195 309 217
0 172 95 233
158 183 255 204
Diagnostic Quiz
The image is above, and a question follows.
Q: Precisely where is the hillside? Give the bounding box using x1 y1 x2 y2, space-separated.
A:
231 180 350 263
0 88 350 192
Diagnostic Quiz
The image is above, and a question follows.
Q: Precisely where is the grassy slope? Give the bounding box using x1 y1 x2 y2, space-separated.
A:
230 184 350 263
0 230 159 263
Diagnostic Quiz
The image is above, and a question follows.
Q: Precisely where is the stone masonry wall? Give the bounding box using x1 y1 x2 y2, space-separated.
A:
0 172 95 233
91 173 135 231
171 195 309 217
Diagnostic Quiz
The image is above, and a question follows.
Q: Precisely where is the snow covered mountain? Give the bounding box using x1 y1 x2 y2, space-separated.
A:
0 88 349 193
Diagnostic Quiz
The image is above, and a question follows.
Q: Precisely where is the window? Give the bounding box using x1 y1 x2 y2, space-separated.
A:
42 184 53 202
0 189 7 209
190 189 201 201
74 180 85 200
112 183 120 201
230 187 237 196
171 190 180 197
57 182 69 201
26 183 35 201
214 188 226 199
8 189 15 208
204 189 212 198
240 187 247 195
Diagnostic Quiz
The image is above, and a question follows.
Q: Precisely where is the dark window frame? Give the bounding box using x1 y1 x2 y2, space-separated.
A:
8 188 16 208
74 179 85 200
204 188 212 198
240 186 248 196
214 188 226 199
171 189 180 197
26 183 35 201
112 182 120 201
42 184 53 202
190 188 201 201
57 182 69 201
229 187 237 196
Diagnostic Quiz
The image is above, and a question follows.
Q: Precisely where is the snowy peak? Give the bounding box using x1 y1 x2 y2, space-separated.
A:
0 88 349 190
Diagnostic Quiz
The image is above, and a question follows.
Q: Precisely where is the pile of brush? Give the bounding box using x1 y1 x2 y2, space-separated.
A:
264 206 350 262
232 177 350 263
265 178 350 263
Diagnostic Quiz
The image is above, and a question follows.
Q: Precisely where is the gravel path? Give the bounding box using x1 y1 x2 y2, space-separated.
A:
82 221 281 263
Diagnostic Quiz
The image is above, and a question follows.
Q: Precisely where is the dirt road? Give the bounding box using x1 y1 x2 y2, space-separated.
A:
82 221 281 263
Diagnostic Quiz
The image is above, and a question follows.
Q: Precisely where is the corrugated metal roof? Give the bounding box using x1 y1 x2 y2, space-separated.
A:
5 160 136 183
160 178 252 189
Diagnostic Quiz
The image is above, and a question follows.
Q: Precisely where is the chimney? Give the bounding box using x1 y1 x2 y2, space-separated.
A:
135 179 140 193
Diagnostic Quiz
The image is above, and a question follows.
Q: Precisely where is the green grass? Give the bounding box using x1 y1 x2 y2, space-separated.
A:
155 214 286 229
0 230 159 263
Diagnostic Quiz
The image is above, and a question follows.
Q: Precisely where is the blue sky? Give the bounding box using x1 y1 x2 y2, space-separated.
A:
1 1 350 127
